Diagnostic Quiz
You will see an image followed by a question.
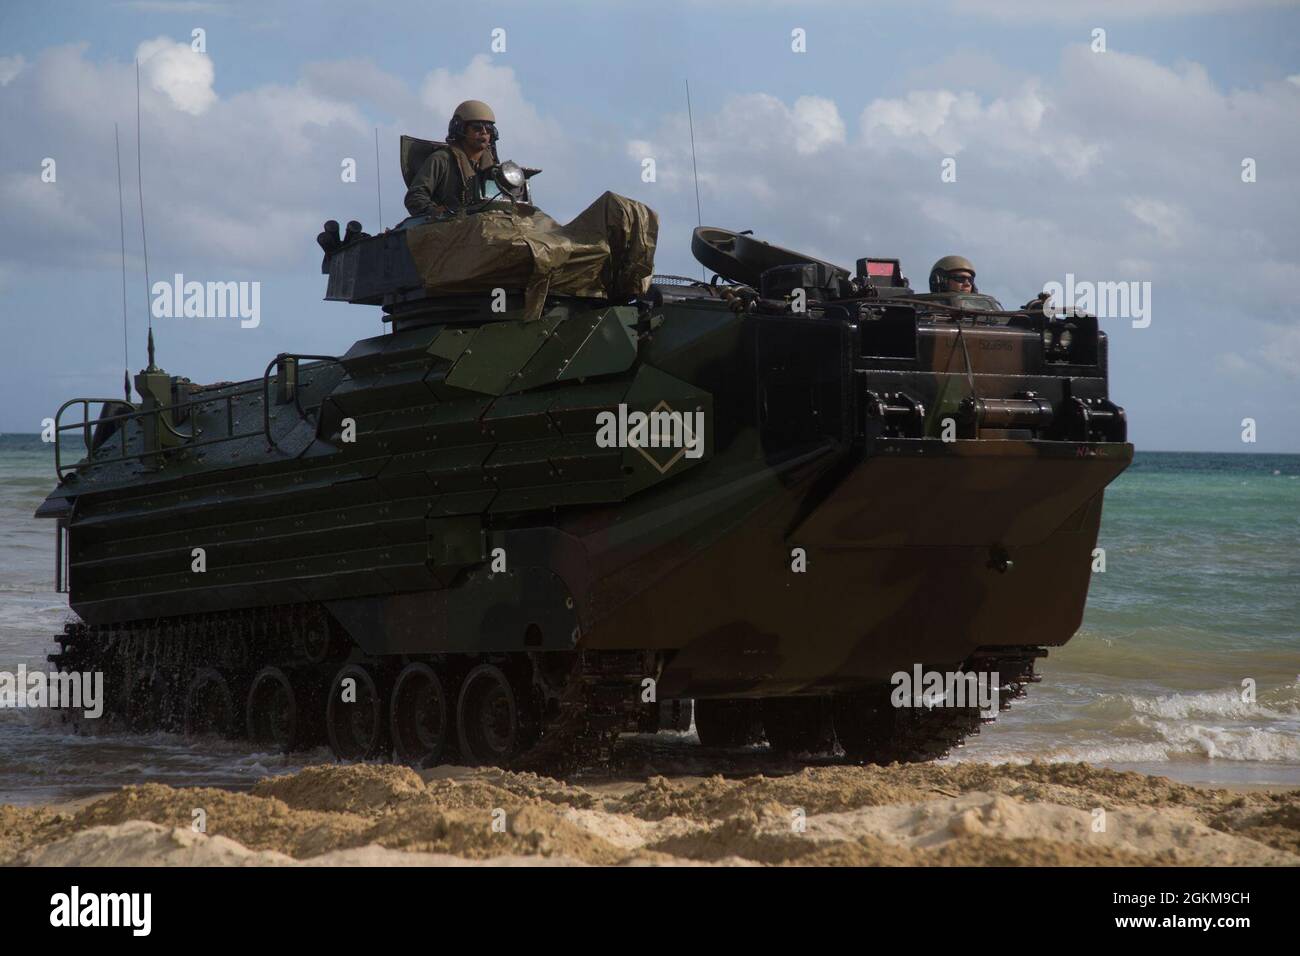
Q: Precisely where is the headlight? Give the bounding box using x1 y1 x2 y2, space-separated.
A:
1058 328 1073 350
1042 327 1055 352
500 161 525 189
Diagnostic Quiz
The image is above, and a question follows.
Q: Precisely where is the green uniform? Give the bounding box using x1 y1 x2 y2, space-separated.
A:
404 146 495 218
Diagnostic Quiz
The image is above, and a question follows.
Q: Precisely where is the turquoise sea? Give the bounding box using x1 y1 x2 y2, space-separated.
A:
954 448 1300 781
0 434 1296 803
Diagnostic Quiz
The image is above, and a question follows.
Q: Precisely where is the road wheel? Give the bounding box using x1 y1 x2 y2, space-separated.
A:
296 613 342 665
326 663 389 761
390 662 451 767
246 666 304 752
457 664 536 766
183 668 236 738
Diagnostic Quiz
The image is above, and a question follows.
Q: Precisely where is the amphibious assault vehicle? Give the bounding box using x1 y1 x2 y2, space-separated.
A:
37 143 1132 770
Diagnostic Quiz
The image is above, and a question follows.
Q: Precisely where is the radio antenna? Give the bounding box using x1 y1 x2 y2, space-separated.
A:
685 80 704 280
115 123 130 401
135 59 155 361
374 127 384 231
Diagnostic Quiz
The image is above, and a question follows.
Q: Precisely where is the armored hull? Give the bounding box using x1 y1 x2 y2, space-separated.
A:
37 216 1131 769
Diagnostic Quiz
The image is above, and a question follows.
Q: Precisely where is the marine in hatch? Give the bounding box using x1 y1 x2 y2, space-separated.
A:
403 99 500 218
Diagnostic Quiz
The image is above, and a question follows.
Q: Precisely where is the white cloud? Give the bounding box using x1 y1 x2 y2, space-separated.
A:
861 82 1101 178
791 96 846 155
704 93 845 160
0 172 86 237
136 37 216 116
0 44 575 274
1124 198 1191 245
302 58 420 119
0 55 24 86
419 54 562 157
1216 351 1254 377
620 92 846 205
1219 324 1300 381
1257 325 1300 379
626 138 655 160
864 90 976 146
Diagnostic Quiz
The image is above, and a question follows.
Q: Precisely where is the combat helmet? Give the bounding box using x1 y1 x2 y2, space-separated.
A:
448 99 499 146
929 255 977 293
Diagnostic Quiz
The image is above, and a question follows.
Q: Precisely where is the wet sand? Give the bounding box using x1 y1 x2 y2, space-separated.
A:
3 744 1297 866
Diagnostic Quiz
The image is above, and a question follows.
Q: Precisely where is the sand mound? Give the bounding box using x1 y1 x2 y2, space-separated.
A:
65 783 371 859
5 761 1297 867
620 768 933 821
787 792 1294 865
252 763 426 813
360 803 634 863
20 822 593 867
24 821 300 866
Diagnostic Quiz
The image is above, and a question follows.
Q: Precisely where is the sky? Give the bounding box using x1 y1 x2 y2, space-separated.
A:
1 0 1297 451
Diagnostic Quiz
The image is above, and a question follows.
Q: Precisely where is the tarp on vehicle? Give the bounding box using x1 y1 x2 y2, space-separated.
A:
404 191 659 321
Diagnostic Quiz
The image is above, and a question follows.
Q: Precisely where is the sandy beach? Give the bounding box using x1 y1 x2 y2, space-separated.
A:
3 757 1296 867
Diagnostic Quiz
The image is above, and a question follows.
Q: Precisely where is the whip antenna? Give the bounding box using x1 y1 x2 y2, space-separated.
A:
135 59 154 351
374 127 384 230
686 80 704 280
115 123 130 401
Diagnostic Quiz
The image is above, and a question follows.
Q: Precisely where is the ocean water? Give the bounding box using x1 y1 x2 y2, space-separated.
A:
954 449 1300 783
0 435 1296 803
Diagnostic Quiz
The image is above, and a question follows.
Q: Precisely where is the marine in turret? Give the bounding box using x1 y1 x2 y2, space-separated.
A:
929 254 977 293
403 99 500 218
